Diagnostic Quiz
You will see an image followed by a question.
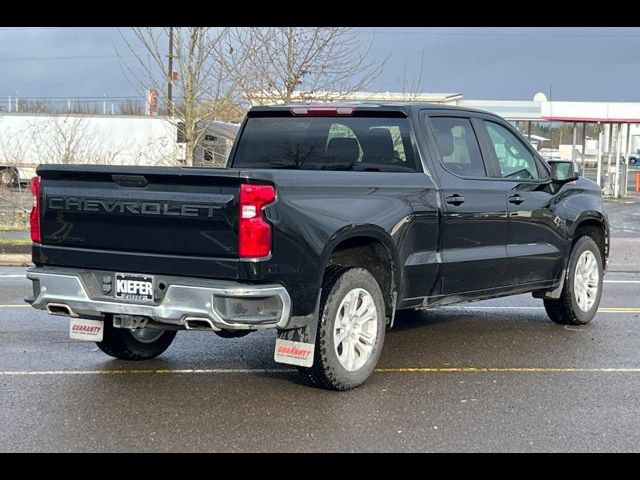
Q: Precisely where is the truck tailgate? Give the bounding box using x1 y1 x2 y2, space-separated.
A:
35 165 243 279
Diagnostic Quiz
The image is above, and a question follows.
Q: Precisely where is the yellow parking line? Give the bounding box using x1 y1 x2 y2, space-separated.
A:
0 368 293 376
375 367 640 373
598 307 640 313
442 306 640 314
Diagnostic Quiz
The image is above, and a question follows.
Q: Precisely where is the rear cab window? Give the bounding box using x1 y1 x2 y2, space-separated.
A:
231 114 418 172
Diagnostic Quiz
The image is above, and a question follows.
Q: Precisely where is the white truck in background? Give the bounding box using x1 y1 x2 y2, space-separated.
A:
0 113 239 187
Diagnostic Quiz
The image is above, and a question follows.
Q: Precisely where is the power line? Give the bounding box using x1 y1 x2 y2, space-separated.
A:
0 27 76 31
3 96 141 99
3 26 640 39
0 53 139 62
360 28 640 38
0 81 96 86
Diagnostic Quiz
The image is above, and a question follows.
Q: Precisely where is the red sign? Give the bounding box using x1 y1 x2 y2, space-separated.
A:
148 89 158 112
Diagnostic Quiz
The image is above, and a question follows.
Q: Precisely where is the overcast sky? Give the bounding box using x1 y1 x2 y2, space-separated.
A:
1 27 639 103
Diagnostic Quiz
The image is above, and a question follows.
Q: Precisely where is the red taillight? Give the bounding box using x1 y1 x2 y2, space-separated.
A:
239 183 275 258
290 106 354 116
29 176 41 243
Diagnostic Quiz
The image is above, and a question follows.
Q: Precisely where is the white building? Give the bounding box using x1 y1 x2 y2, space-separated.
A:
273 90 640 164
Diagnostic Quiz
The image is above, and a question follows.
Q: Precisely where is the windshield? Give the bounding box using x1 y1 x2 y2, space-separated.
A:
231 116 418 172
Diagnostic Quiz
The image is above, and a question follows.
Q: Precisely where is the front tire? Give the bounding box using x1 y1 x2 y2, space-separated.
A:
96 317 177 360
544 236 603 325
298 267 386 391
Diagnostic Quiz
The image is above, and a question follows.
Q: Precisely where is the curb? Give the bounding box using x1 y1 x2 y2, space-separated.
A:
0 254 32 266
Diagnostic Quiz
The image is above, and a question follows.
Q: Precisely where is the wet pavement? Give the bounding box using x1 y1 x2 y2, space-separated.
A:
1 268 640 452
605 198 640 238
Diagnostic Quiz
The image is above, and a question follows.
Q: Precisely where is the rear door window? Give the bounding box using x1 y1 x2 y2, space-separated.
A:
430 117 487 178
232 116 418 172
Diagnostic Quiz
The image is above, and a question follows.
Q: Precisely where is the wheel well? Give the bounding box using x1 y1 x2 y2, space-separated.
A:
325 237 395 320
573 220 607 261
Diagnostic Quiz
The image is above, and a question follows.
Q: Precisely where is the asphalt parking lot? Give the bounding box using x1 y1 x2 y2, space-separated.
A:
1 265 640 452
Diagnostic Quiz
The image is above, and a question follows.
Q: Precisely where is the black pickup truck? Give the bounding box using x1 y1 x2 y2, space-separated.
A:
26 103 609 390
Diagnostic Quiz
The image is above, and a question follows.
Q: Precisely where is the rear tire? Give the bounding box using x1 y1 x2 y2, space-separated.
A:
96 317 177 360
297 267 386 391
544 236 603 325
0 168 18 187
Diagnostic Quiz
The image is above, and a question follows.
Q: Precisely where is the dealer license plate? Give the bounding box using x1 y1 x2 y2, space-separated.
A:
115 273 155 303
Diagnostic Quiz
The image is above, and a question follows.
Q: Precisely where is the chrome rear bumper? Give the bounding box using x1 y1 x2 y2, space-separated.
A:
26 267 291 330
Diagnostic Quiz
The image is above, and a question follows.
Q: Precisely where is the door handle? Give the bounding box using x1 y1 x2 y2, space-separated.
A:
508 194 524 205
446 194 465 206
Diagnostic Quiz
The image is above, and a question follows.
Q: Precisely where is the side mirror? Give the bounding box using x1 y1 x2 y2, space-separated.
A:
549 160 580 183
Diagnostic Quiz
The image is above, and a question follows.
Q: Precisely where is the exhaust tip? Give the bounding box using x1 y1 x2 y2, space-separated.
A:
47 303 75 317
183 317 220 331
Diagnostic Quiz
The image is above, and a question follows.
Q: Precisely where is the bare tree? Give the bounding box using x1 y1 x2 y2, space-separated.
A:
222 27 385 105
400 50 425 100
119 27 242 166
29 116 99 165
118 99 145 116
14 99 51 114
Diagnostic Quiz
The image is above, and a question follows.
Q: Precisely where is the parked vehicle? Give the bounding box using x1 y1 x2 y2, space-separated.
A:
25 103 609 390
0 114 239 186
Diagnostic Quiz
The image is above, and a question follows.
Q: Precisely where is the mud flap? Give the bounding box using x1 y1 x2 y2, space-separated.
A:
274 291 321 368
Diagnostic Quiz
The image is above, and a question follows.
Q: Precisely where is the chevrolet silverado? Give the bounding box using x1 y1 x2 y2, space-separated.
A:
26 103 609 390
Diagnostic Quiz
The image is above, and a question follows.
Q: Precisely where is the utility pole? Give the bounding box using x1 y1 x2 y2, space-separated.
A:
580 122 587 167
571 122 577 163
614 123 622 198
167 26 174 117
596 130 603 187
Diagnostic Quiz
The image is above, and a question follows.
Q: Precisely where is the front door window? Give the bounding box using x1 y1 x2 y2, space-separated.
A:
484 121 541 181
